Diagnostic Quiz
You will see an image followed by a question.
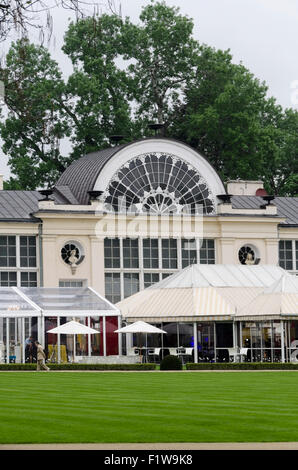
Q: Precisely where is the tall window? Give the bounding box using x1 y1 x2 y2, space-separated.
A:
0 235 38 287
182 239 197 268
20 236 36 267
123 238 139 268
200 239 215 264
143 239 159 268
104 238 120 268
279 240 298 271
0 236 16 267
124 273 139 298
162 239 177 269
104 273 121 304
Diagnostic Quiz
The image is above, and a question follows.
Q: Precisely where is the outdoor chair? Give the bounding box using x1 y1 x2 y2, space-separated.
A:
148 348 161 363
127 348 140 356
239 348 249 362
169 348 178 356
228 347 240 362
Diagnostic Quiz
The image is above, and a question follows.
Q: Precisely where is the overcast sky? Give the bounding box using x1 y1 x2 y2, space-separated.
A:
1 0 297 180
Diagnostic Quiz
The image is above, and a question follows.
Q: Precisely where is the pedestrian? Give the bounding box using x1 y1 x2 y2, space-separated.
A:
25 336 34 363
35 341 50 371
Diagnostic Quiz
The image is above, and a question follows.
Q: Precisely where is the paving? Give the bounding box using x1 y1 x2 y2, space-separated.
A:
1 442 298 450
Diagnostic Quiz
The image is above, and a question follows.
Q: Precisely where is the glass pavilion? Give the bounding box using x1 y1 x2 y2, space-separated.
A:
0 287 121 364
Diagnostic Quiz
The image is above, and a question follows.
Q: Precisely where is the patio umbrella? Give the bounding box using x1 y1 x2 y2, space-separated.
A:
115 321 166 362
115 321 166 334
47 320 99 362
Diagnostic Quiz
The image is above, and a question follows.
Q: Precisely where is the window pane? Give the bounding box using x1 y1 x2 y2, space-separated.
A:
200 240 215 264
123 239 139 269
104 238 120 269
104 273 121 303
144 273 160 289
124 273 139 299
162 239 177 269
182 239 197 268
143 239 159 269
21 272 37 287
0 271 17 286
279 240 293 270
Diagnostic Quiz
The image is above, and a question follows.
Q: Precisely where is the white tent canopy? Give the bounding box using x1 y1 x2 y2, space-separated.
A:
116 265 296 322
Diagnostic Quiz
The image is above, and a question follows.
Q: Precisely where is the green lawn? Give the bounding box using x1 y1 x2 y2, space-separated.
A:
0 371 298 444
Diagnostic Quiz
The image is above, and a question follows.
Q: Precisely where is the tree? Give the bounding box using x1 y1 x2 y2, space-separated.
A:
62 13 133 159
0 1 297 196
121 1 199 130
0 39 70 189
0 0 121 43
168 46 298 196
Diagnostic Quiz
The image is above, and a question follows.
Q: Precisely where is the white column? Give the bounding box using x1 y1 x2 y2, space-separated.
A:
38 316 44 346
118 316 122 356
281 320 285 363
57 317 61 364
193 322 198 363
103 316 106 356
6 318 9 364
89 236 105 294
21 317 25 364
88 317 91 357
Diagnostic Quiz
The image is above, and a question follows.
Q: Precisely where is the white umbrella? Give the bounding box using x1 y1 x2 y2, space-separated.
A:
47 320 99 362
115 321 166 362
115 321 166 334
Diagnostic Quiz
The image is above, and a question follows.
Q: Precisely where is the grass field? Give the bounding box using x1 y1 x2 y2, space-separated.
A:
1 371 298 444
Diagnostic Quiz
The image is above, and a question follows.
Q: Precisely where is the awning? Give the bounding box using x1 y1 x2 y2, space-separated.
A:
117 286 263 322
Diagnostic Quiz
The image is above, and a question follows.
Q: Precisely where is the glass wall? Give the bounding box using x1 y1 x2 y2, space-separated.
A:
197 323 215 361
241 321 282 362
287 321 298 362
0 316 38 364
45 316 118 363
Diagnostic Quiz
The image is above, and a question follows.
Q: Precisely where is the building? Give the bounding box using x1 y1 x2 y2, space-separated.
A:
0 137 297 362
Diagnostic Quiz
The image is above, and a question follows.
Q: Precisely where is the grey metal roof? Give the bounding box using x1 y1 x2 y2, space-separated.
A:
231 196 298 225
0 191 42 222
56 145 127 205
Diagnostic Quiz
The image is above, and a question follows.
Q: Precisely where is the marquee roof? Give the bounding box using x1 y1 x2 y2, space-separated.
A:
116 265 297 322
0 287 120 317
148 264 286 289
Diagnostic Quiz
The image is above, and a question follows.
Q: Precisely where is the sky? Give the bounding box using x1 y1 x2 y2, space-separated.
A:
0 0 298 180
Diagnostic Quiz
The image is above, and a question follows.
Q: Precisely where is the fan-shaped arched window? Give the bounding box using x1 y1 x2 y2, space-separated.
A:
103 153 215 214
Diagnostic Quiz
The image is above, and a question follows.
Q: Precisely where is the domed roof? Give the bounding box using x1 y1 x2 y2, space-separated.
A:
56 143 127 205
56 138 226 210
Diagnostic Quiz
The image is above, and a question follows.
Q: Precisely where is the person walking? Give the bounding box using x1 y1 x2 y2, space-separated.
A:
35 341 50 371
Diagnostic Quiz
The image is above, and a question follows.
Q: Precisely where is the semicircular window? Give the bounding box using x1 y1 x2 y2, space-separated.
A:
103 153 215 214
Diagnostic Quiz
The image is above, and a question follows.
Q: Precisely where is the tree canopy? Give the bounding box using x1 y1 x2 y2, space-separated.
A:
0 1 297 196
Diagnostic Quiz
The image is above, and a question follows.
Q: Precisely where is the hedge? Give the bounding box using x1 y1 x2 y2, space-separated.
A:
0 363 156 371
160 355 183 371
186 362 298 370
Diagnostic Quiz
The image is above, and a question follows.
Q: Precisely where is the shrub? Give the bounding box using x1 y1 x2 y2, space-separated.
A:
160 355 182 371
185 362 298 370
0 363 156 371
